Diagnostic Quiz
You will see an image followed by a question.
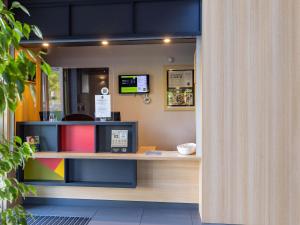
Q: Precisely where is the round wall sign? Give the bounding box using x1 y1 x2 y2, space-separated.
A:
101 87 109 95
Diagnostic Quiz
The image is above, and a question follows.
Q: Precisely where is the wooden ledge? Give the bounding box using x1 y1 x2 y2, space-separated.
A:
32 151 201 161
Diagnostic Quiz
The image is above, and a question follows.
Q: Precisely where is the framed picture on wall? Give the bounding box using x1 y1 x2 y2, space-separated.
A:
164 65 195 111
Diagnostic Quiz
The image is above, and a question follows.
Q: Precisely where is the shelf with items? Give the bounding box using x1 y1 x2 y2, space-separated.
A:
16 121 138 188
95 123 138 153
16 121 138 153
16 123 59 152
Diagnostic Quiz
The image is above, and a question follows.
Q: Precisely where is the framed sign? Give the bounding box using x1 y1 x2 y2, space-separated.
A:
164 65 195 111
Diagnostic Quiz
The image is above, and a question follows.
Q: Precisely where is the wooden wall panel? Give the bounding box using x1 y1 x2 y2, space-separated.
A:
31 161 200 204
202 0 300 224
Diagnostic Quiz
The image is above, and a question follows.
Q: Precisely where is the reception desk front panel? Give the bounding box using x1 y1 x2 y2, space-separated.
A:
24 158 65 181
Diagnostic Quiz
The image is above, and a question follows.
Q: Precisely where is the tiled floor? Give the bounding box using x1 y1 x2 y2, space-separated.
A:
25 205 226 225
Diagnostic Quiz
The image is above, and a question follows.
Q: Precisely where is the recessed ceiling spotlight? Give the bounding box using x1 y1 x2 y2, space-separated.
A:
42 42 49 47
163 38 171 43
101 40 109 46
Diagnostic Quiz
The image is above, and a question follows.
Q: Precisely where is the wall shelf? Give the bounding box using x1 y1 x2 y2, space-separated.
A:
32 151 201 161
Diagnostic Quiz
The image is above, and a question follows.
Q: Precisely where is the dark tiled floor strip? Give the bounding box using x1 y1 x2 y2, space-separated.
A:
25 205 231 225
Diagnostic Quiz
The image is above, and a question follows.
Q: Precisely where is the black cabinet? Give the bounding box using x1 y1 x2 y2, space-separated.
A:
12 0 201 42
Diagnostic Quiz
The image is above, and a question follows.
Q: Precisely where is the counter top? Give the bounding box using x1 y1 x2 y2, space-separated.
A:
32 151 201 161
17 121 137 126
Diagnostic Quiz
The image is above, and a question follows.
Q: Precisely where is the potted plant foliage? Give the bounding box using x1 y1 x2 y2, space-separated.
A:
0 1 52 224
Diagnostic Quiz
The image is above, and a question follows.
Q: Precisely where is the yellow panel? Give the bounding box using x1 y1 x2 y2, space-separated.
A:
54 160 65 178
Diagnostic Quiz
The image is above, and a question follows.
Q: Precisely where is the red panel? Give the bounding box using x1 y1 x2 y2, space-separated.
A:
60 125 95 153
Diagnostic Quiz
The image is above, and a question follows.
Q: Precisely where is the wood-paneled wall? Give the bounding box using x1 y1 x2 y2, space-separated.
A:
202 0 300 224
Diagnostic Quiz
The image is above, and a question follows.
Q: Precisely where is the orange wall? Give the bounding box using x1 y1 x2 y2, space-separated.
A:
15 56 41 122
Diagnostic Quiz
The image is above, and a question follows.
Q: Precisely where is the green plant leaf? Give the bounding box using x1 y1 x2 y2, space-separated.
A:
39 50 47 55
0 2 46 224
15 20 23 32
0 16 7 28
23 23 31 39
8 98 18 112
29 83 37 107
25 48 37 61
0 63 6 74
14 136 22 145
10 1 30 16
41 62 51 75
4 179 12 187
0 86 7 113
27 61 36 78
12 28 22 43
31 25 43 39
3 10 16 25
0 1 4 12
16 79 25 95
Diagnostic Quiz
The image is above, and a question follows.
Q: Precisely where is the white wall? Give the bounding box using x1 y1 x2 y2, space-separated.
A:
46 43 196 150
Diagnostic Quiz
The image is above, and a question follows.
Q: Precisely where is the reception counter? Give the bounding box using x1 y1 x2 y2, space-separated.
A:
17 121 201 204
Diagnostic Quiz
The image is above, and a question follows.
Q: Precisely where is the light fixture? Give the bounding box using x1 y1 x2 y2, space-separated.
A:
163 38 171 44
101 40 109 46
42 42 49 47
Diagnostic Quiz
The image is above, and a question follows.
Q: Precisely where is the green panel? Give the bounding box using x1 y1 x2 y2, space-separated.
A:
122 76 136 79
24 159 64 181
121 87 138 93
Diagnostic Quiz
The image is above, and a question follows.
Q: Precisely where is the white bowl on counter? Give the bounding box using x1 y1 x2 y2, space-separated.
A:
177 143 196 155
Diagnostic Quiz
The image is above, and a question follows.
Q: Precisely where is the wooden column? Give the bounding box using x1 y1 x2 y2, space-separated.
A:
201 0 300 224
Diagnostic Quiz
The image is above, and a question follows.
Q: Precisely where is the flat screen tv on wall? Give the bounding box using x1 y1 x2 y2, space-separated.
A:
119 74 150 94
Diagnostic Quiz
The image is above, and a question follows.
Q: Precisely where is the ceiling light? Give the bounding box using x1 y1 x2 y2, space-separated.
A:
101 40 109 46
42 42 49 47
163 38 171 43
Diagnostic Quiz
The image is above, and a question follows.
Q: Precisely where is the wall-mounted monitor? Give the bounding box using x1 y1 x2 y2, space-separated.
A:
119 74 150 94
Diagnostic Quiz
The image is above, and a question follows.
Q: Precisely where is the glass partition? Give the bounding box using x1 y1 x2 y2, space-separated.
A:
41 67 109 120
